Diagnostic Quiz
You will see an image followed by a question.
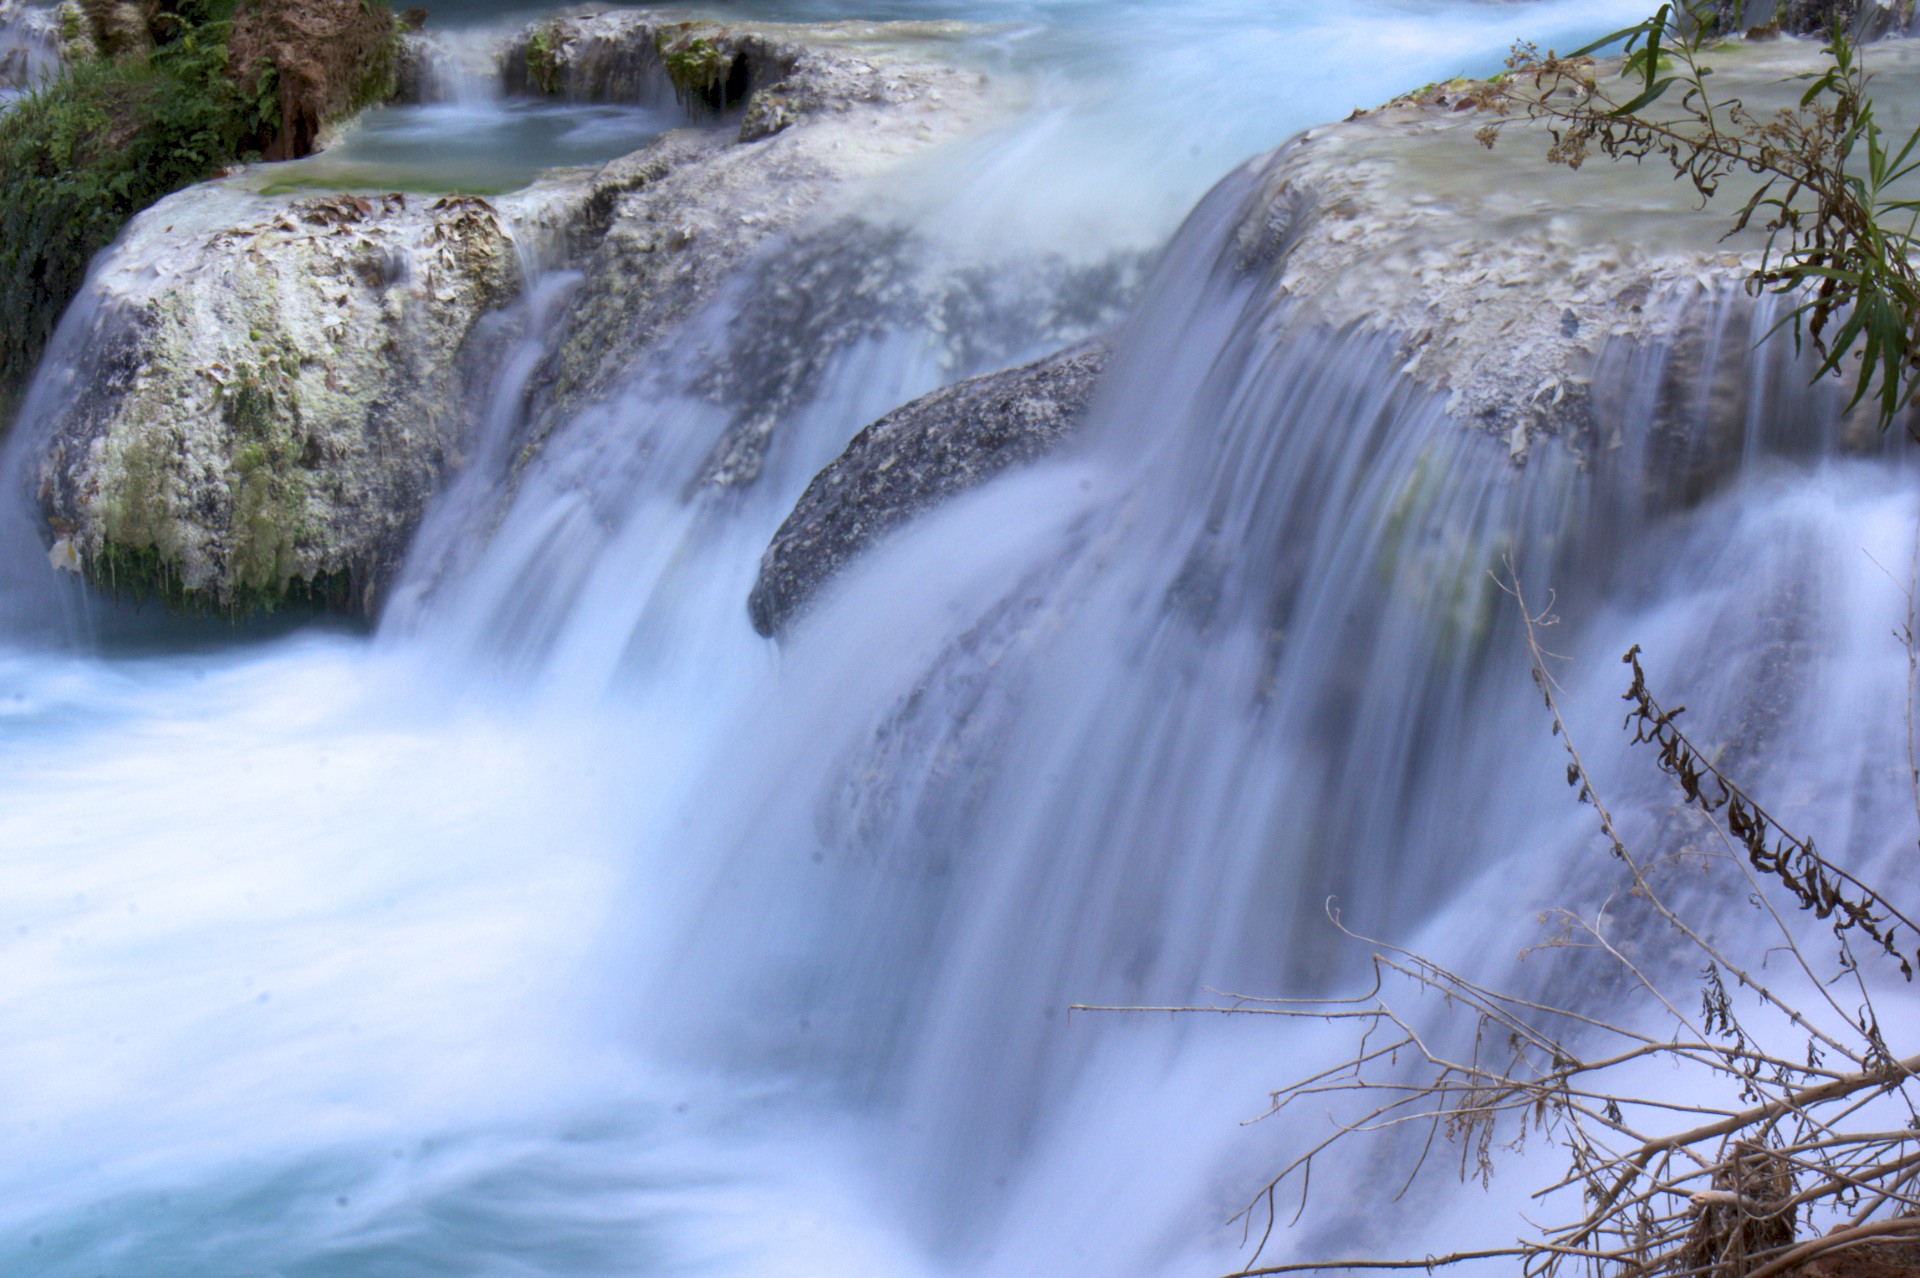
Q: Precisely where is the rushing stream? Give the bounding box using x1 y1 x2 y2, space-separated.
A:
4 1 1918 1275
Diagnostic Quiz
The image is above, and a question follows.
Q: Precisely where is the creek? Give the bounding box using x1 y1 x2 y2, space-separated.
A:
1 2 1912 1276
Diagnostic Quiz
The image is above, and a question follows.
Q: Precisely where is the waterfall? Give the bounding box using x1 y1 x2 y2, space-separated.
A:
0 0 58 105
1 1 1910 1276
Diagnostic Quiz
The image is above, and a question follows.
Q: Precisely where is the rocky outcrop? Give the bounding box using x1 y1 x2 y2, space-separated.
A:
74 0 154 58
505 15 1002 481
748 339 1109 636
27 11 1002 614
1701 0 1916 37
744 38 1908 643
34 184 533 611
499 12 974 116
228 0 398 161
1222 37 1903 478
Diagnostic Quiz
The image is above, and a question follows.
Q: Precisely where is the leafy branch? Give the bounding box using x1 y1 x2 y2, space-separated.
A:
1470 3 1920 431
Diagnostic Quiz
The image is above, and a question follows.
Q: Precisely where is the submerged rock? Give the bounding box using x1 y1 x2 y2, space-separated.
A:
748 339 1110 637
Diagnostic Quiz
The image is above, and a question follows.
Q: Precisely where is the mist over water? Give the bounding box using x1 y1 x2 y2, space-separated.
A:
1 1 1911 1275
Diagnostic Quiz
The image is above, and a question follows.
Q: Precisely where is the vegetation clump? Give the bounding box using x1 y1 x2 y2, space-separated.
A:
0 2 275 420
655 25 740 113
0 0 398 426
524 20 562 94
92 540 353 615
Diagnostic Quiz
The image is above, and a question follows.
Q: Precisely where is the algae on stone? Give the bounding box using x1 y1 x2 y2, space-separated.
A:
35 184 525 613
523 19 561 94
655 26 735 111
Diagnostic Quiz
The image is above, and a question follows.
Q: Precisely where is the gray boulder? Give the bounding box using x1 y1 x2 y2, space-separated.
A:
748 339 1110 637
33 187 527 612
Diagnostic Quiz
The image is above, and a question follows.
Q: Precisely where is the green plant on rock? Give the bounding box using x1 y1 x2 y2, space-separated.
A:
525 21 562 95
0 8 273 423
88 352 341 617
1472 2 1920 432
655 27 734 112
91 539 353 616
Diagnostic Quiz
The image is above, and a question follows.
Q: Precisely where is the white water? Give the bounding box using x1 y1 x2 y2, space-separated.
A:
0 0 57 105
4 3 1916 1277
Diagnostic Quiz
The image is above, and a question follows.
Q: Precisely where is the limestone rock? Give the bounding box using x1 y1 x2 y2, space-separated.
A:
32 184 533 612
508 14 1002 475
1221 37 1905 487
748 339 1110 637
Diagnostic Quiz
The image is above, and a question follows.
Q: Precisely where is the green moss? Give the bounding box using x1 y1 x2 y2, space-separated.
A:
88 348 343 618
87 540 354 616
525 21 561 94
88 541 200 611
218 360 313 597
655 28 734 112
348 25 400 116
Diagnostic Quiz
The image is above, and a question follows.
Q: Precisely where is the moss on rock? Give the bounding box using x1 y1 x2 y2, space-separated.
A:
654 25 741 112
38 182 524 617
88 539 354 614
524 19 561 93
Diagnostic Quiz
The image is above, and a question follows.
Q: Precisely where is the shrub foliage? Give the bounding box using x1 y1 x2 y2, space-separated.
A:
0 2 277 420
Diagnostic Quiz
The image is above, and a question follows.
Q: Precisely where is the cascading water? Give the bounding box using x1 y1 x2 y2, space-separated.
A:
2 1 1913 1276
0 0 58 105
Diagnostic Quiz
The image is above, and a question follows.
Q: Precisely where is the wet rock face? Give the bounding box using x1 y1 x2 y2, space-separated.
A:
1701 0 1912 37
689 225 1143 492
748 339 1110 637
228 0 398 161
34 187 525 613
507 16 1001 471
